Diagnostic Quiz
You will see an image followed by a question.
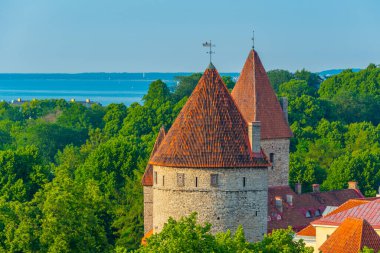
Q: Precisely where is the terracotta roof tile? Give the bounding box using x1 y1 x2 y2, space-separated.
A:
325 199 370 217
142 127 166 186
150 64 270 168
231 50 292 139
268 186 363 232
141 228 153 246
296 199 369 237
312 198 380 228
296 224 316 237
319 218 380 253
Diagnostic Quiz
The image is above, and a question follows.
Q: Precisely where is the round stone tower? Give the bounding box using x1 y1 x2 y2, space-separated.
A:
148 63 269 241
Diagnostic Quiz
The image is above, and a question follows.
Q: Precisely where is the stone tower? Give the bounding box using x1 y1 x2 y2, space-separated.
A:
144 63 269 241
141 126 166 234
231 49 293 187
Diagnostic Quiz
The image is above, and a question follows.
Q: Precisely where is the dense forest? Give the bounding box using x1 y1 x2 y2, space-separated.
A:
0 65 379 252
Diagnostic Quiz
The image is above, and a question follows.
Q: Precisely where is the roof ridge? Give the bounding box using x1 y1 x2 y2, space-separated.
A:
319 217 380 253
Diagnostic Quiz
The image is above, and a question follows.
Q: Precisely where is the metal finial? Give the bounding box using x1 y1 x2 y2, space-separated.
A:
203 40 215 63
252 30 255 49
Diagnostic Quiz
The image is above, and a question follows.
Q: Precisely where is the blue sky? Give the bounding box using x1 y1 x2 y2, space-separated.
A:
0 0 379 73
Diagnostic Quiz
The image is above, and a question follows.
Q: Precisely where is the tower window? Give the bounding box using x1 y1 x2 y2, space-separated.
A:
243 177 246 187
177 173 185 187
195 177 198 187
154 172 157 185
210 174 219 187
162 175 165 186
255 211 258 216
270 153 275 169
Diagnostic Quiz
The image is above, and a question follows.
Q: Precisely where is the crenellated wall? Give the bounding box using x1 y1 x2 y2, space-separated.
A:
261 138 290 187
152 166 268 242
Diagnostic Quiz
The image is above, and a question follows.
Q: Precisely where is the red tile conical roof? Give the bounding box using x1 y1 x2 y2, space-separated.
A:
150 63 269 168
231 50 292 139
319 217 380 253
142 126 166 186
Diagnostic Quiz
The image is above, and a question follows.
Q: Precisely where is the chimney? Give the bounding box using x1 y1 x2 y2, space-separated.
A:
275 196 283 212
248 121 261 154
312 184 320 193
295 183 302 194
280 97 288 124
348 181 358 190
286 194 293 205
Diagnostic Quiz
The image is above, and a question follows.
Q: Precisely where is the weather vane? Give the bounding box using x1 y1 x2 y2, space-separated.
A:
252 30 255 49
203 40 215 63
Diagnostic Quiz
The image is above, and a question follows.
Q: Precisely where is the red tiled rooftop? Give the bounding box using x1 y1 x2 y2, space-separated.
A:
142 127 166 186
319 218 380 253
150 63 270 168
232 50 292 140
312 198 380 228
296 224 316 237
141 229 153 246
268 186 363 232
296 198 370 237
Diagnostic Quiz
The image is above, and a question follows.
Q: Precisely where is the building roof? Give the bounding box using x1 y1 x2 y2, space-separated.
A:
231 49 292 140
150 63 270 168
141 229 153 246
296 224 316 237
296 199 370 237
268 186 364 232
319 218 380 253
312 198 380 228
142 126 166 186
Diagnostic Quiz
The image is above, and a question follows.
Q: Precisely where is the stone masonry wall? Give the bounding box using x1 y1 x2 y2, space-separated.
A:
152 166 268 242
143 186 153 233
261 138 290 187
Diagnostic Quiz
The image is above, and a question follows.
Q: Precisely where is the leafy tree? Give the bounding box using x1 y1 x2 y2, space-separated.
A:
288 95 326 127
253 227 313 253
294 69 321 88
361 246 378 253
15 121 87 161
221 76 236 90
103 103 127 137
136 213 312 253
0 102 23 121
173 73 202 102
267 69 293 92
279 80 317 99
136 213 221 252
39 174 110 252
0 199 42 252
0 146 50 201
112 170 144 251
289 156 326 192
322 151 380 196
57 102 104 129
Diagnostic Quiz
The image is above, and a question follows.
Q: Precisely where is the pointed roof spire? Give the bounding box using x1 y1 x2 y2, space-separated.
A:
319 217 380 253
207 62 216 70
142 126 166 186
231 49 292 139
150 65 269 168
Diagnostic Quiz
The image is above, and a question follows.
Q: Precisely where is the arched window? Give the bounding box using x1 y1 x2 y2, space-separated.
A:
315 209 321 217
305 210 312 218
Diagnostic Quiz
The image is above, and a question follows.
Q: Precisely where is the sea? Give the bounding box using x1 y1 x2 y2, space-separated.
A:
0 73 239 106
